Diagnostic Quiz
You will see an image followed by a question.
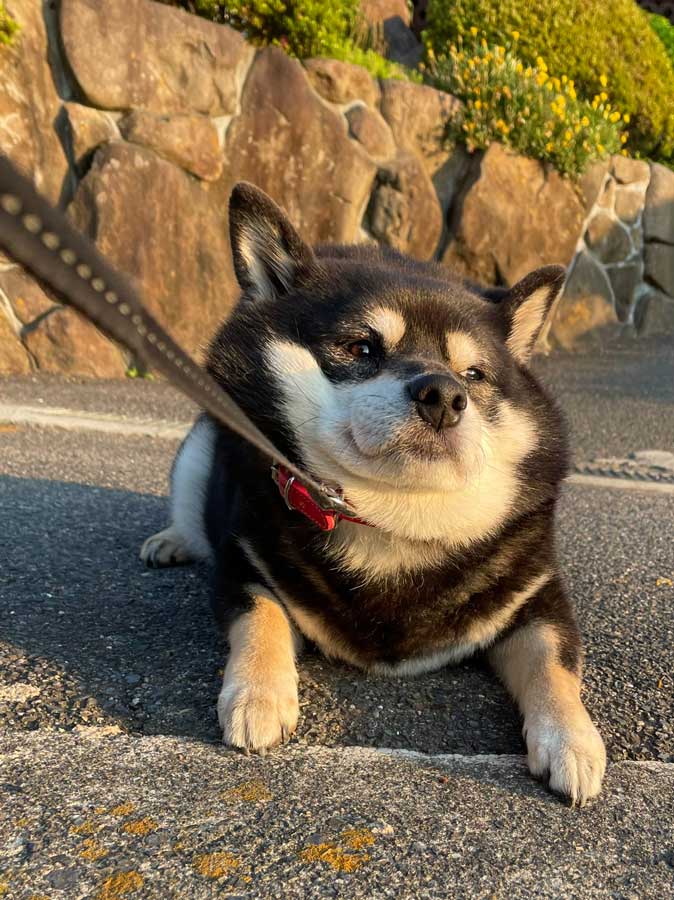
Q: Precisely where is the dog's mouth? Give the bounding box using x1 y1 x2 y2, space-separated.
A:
347 419 463 462
313 422 466 491
400 425 466 461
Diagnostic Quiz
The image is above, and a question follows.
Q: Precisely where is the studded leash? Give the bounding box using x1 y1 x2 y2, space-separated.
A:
0 153 360 523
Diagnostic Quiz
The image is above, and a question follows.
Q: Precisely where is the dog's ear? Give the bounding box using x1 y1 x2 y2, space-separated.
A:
497 265 566 364
229 182 315 300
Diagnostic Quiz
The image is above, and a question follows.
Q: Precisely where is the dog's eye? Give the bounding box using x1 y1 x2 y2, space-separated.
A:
464 367 485 382
347 340 374 359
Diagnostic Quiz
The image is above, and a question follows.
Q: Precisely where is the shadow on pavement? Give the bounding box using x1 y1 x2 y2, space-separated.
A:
2 473 673 764
0 474 524 755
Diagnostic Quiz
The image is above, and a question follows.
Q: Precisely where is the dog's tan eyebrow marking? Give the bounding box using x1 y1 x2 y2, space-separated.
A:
445 331 481 372
366 307 406 350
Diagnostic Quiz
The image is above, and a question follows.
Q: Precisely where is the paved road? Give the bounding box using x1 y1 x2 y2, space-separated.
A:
1 342 673 898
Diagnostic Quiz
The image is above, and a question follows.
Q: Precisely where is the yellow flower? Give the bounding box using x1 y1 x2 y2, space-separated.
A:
480 37 487 48
597 142 605 154
524 67 533 78
536 56 548 72
623 113 630 123
546 81 553 91
610 111 621 123
503 85 512 99
600 91 608 102
536 71 548 86
621 149 629 156
621 133 628 143
564 129 573 141
511 30 520 40
475 99 482 110
599 74 608 87
575 123 581 133
496 45 505 55
516 61 523 74
561 74 568 84
581 115 590 127
470 26 478 36
545 142 554 152
591 98 599 110
556 94 566 106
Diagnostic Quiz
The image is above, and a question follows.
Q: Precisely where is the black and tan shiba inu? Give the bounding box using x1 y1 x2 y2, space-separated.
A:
141 183 606 805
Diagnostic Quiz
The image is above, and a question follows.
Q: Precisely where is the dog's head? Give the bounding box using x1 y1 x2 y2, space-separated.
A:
218 183 566 540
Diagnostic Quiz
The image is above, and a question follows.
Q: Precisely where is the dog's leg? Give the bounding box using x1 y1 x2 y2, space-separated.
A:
218 588 300 752
140 415 216 568
489 608 606 806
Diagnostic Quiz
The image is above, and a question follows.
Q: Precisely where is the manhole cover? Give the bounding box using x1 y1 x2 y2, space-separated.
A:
573 450 674 484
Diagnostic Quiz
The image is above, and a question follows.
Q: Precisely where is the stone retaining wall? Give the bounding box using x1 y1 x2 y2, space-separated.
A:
0 0 672 377
549 158 674 349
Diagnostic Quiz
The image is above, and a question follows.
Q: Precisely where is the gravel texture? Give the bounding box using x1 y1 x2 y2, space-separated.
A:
1 734 673 900
532 338 674 462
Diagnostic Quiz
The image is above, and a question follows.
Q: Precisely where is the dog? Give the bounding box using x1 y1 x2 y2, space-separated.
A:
141 182 606 805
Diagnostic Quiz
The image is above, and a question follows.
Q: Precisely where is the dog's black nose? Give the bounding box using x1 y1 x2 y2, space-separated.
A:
408 373 467 431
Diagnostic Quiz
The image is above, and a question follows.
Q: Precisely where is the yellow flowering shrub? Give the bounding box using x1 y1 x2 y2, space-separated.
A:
424 34 627 176
423 0 674 163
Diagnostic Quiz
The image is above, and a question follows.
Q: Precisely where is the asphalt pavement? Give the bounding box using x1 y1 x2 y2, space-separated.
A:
1 341 673 898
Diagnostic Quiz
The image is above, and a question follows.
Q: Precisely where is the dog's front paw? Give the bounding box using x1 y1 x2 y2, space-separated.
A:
140 526 193 568
217 672 299 753
525 710 606 806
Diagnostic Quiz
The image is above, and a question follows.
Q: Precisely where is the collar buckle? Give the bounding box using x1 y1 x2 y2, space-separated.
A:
271 465 367 529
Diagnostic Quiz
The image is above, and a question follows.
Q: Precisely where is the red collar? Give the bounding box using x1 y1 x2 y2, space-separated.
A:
272 465 372 531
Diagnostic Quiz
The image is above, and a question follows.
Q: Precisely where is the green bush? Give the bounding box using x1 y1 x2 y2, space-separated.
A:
327 43 415 80
650 13 674 68
163 1 410 80
423 0 674 163
425 34 627 176
0 2 19 46
202 0 361 58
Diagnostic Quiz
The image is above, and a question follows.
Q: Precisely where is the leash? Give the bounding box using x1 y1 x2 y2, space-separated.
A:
0 153 362 528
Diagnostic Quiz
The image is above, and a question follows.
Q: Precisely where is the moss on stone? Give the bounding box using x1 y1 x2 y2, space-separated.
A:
0 2 19 46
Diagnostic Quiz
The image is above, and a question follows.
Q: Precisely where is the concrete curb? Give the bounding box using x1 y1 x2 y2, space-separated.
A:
0 403 189 440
